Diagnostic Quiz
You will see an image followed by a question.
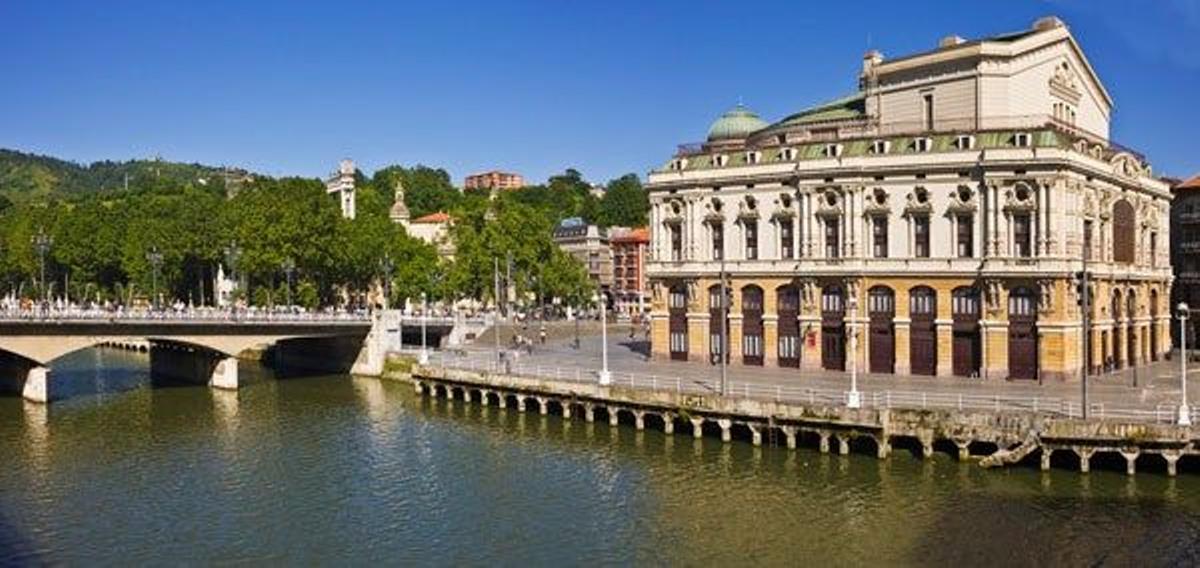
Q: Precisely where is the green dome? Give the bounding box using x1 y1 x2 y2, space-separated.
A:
706 104 768 141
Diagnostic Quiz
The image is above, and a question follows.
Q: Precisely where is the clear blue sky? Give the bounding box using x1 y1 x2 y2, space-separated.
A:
2 0 1197 185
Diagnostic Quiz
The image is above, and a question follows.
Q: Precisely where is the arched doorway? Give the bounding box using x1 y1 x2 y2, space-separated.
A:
868 286 895 374
1112 289 1123 370
951 287 981 377
742 286 764 366
909 286 937 376
708 285 726 365
777 285 801 368
1008 287 1039 380
668 284 689 361
1127 290 1138 367
1150 289 1159 361
821 285 846 371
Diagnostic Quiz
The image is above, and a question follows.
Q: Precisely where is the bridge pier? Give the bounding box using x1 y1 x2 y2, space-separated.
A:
18 366 52 403
150 344 238 391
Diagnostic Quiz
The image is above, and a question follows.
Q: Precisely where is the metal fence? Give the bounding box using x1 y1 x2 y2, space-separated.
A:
428 355 1194 425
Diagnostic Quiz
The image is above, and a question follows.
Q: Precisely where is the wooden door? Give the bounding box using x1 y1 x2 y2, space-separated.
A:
668 285 688 361
822 325 845 371
909 287 937 376
742 286 764 366
1008 288 1038 380
821 286 845 371
951 288 981 377
777 286 800 368
868 287 894 374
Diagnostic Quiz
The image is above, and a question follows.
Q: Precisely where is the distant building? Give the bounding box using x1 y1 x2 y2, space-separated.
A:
609 226 650 316
553 217 612 293
408 212 456 258
325 158 357 219
1172 175 1200 341
465 170 524 191
590 184 606 199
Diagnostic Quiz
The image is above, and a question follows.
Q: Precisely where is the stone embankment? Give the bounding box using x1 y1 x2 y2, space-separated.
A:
394 362 1199 477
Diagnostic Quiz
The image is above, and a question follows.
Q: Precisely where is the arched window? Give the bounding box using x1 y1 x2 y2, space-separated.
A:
1113 199 1135 263
822 285 844 315
910 286 936 316
868 286 895 315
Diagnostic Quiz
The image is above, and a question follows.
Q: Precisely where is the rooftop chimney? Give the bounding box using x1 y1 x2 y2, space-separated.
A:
938 35 965 48
862 49 884 75
1033 16 1064 32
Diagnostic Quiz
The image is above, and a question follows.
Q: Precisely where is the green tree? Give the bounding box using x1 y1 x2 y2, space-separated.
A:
597 173 648 227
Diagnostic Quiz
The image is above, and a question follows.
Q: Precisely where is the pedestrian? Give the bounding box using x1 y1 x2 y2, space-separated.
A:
539 326 547 345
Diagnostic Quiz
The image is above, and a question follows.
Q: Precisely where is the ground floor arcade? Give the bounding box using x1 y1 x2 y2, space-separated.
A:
650 275 1170 382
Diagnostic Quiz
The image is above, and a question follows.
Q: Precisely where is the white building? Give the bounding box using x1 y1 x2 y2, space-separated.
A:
325 158 357 220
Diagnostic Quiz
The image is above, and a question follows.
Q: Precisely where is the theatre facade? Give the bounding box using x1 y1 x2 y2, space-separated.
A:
644 17 1171 382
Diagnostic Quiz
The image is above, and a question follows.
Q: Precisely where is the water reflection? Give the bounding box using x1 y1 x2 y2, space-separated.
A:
1 353 1198 564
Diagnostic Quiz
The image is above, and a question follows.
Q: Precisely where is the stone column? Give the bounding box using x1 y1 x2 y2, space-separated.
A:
936 321 953 377
21 366 52 403
210 357 239 391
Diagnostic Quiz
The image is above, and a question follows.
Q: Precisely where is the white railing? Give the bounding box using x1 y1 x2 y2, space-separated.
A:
428 355 1190 425
0 307 372 324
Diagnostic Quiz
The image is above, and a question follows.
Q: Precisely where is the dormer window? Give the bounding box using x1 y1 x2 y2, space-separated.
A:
954 135 975 150
914 137 933 152
869 140 890 154
780 147 797 161
745 151 761 165
1013 133 1032 148
671 158 688 170
711 154 728 167
823 143 843 158
776 134 787 146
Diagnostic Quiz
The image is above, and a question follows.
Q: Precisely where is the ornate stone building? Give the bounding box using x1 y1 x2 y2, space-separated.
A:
645 17 1171 382
325 158 357 220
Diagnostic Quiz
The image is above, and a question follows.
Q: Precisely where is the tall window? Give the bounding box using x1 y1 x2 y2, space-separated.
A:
825 219 840 258
872 216 888 258
956 214 973 258
1112 199 1135 263
1013 213 1032 257
779 219 794 259
1150 231 1157 267
711 223 724 261
914 215 930 258
923 93 934 131
744 219 758 260
669 224 682 261
1083 220 1093 261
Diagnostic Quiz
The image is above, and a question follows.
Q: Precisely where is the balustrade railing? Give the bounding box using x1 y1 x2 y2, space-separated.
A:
429 354 1187 425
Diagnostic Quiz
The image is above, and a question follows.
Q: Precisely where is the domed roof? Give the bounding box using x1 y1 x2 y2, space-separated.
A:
707 104 768 142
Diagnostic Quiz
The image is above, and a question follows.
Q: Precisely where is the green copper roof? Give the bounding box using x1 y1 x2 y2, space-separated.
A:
770 94 867 128
707 105 769 141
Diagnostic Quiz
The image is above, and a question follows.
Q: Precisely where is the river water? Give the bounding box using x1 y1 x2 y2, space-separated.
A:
1 348 1198 565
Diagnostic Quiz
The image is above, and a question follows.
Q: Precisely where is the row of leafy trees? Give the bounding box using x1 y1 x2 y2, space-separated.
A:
0 162 648 311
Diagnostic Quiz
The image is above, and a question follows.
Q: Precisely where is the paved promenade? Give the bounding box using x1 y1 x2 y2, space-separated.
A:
417 322 1198 424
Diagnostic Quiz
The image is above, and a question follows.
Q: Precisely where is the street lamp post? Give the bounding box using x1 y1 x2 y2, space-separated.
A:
282 258 296 308
419 292 429 364
224 240 242 309
597 290 611 385
146 246 163 311
1178 303 1192 426
847 295 862 409
32 227 52 304
379 254 394 311
719 255 728 396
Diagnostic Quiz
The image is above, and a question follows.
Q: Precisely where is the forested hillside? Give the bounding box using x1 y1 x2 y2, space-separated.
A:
0 148 249 199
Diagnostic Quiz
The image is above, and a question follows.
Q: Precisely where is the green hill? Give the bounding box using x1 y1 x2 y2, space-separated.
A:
0 148 254 200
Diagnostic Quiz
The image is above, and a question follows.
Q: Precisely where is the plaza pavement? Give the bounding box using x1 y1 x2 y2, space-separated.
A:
421 322 1198 419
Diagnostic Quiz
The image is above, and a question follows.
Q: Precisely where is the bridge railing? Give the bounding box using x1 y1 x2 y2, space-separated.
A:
0 307 372 324
429 355 1192 425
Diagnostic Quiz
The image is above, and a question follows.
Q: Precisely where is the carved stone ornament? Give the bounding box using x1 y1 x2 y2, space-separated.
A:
703 197 725 224
771 192 795 220
1049 61 1081 103
1002 182 1037 213
984 279 1004 315
1111 153 1144 179
1037 279 1055 313
815 188 843 218
945 184 978 214
798 278 818 311
663 199 685 225
738 195 760 220
903 186 934 217
863 187 891 217
651 280 664 302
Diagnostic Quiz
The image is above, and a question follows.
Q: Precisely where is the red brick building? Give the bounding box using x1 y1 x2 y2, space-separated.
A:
610 227 650 317
464 170 524 191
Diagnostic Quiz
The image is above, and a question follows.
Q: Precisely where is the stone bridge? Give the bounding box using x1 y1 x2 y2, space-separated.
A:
0 315 386 403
